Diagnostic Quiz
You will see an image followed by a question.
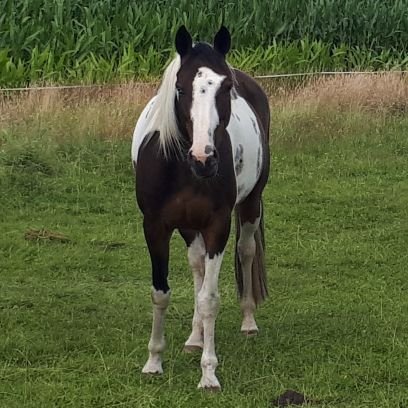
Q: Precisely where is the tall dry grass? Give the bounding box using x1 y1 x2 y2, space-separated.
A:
264 73 408 147
1 73 407 146
0 82 156 144
282 73 408 114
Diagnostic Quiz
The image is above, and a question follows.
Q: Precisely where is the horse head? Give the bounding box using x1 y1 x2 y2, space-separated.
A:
174 26 234 178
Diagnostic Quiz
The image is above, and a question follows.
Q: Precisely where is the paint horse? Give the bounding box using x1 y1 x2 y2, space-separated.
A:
131 26 270 390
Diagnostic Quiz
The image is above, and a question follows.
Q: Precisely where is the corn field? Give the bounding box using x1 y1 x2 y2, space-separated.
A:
1 0 408 86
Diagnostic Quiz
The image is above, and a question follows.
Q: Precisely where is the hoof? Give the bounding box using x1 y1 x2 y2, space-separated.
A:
198 376 221 392
199 384 221 392
241 329 259 337
142 359 163 375
183 344 203 353
241 316 259 336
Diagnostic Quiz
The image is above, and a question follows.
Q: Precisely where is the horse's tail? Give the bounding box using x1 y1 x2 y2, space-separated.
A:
234 200 268 306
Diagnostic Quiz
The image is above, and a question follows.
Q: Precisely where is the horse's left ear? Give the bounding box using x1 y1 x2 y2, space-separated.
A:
213 26 231 57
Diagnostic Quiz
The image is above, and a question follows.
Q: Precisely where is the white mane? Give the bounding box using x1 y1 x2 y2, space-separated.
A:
146 55 181 158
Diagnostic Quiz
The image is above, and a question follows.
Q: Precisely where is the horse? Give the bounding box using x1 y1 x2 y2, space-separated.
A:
131 25 270 391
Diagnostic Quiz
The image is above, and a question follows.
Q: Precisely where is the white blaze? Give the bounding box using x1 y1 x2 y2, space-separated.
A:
190 67 226 162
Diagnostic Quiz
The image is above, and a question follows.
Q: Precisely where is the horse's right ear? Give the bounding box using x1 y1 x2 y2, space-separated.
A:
214 26 231 57
175 25 192 58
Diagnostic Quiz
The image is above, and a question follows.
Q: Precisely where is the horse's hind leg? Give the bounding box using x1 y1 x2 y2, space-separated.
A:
235 197 267 335
237 215 259 335
179 229 205 352
142 218 172 374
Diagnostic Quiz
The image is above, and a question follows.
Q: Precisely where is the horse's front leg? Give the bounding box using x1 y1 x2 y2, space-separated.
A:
142 218 172 375
179 229 205 352
197 218 230 391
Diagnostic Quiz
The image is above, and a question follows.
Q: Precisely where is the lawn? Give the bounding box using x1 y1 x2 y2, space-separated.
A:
1 78 408 407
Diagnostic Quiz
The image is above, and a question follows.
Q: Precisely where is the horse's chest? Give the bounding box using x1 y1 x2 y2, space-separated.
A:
227 97 263 204
162 190 216 229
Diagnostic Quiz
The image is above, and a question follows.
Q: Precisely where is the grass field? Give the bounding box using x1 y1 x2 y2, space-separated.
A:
1 75 408 407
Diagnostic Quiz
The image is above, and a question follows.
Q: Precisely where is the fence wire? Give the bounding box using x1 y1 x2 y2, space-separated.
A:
1 70 407 93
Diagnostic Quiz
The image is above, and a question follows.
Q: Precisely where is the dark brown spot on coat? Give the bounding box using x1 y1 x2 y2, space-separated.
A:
256 147 262 178
235 144 244 175
250 117 258 134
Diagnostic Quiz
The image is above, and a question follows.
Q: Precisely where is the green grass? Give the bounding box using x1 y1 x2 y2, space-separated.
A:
2 38 407 87
1 106 408 407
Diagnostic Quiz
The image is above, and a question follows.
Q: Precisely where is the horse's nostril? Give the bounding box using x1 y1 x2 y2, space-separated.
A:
212 148 218 159
187 150 194 161
204 145 214 155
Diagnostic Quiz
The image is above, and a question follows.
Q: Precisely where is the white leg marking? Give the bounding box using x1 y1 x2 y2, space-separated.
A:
197 252 224 390
142 288 170 374
184 234 205 352
238 218 260 335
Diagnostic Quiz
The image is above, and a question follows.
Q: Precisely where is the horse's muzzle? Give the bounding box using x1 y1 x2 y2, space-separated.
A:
188 147 218 179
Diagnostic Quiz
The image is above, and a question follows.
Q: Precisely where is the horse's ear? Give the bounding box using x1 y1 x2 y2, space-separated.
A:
213 26 231 57
175 25 192 58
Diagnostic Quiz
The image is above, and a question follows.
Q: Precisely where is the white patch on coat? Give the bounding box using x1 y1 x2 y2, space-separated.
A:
131 96 157 167
185 234 205 351
190 67 226 163
197 251 225 390
142 288 171 374
227 96 263 204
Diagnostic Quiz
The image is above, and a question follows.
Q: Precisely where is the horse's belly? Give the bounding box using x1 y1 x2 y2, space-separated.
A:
227 97 263 204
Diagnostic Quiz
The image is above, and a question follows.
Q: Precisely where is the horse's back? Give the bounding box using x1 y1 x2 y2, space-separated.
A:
131 96 157 166
233 69 270 140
